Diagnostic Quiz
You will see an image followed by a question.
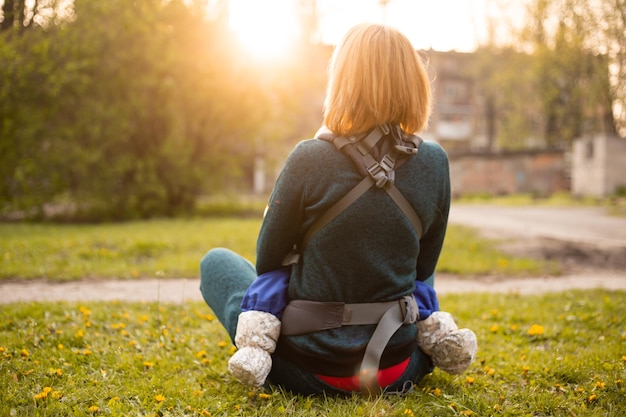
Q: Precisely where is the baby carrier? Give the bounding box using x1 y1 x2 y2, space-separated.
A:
279 124 424 396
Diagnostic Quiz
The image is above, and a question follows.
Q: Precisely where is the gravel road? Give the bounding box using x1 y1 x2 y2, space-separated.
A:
1 205 624 304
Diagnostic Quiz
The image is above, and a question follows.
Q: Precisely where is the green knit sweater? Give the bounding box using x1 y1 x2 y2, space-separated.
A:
256 137 450 373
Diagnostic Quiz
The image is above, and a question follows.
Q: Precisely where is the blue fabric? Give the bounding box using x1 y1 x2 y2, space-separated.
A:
413 280 439 320
240 267 291 319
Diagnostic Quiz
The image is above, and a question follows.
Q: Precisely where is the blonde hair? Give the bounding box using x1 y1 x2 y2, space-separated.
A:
323 23 432 137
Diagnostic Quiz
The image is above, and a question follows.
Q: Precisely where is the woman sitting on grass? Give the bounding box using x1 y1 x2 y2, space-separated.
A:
200 23 477 396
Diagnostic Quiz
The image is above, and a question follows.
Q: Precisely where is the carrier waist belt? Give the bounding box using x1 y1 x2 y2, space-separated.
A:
280 296 418 396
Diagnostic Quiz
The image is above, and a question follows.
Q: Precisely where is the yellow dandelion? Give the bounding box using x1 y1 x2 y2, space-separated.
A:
193 389 203 396
201 410 211 416
143 361 154 368
522 365 530 376
35 387 53 400
460 411 474 416
258 393 271 400
217 341 228 348
51 391 62 399
403 409 414 416
155 394 166 402
466 376 475 385
196 350 208 358
587 394 597 403
0 347 5 353
527 324 545 336
49 368 63 376
490 325 499 333
622 355 626 363
75 329 85 338
595 381 606 389
88 405 99 413
57 344 64 350
432 387 442 396
20 348 29 358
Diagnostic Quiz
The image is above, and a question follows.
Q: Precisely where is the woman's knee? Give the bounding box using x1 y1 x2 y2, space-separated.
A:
200 248 232 292
201 248 233 274
199 248 254 294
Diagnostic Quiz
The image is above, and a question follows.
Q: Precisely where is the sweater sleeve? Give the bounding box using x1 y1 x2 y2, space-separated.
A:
415 142 451 281
255 142 309 275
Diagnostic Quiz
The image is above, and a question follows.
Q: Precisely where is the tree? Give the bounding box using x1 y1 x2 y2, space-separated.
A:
1 0 326 220
519 0 621 138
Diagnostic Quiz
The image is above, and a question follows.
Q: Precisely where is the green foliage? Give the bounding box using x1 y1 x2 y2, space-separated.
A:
470 0 621 150
0 0 327 221
0 219 556 281
1 290 624 415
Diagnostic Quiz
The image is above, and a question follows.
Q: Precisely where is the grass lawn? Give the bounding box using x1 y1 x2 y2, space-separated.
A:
1 290 624 416
0 218 559 282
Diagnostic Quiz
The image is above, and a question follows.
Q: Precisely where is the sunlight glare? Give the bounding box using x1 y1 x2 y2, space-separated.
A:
228 0 300 60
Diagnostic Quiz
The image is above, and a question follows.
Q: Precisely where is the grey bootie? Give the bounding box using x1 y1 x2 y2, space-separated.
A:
417 311 477 374
228 311 281 387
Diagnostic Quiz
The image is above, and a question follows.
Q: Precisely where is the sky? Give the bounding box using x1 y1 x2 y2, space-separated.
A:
315 0 488 51
228 0 526 59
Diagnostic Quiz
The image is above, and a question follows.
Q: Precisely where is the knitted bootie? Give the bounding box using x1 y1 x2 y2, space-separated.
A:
228 311 281 386
417 311 477 374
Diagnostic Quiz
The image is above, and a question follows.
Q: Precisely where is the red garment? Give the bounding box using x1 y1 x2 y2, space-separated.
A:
317 357 410 391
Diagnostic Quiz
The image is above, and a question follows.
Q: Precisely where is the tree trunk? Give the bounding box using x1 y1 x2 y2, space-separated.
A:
1 0 15 31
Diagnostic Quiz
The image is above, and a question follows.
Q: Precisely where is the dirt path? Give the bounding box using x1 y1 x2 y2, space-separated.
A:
1 205 624 304
1 271 625 305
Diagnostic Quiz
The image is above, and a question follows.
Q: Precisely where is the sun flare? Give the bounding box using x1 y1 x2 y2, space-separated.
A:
228 0 301 60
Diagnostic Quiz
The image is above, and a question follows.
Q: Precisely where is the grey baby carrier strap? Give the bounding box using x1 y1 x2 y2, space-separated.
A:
280 125 424 396
285 124 424 260
281 296 419 396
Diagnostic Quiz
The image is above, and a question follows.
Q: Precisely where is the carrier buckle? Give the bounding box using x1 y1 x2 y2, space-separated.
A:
400 295 419 325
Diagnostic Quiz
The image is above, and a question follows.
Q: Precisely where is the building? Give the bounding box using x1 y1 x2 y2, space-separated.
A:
572 134 626 197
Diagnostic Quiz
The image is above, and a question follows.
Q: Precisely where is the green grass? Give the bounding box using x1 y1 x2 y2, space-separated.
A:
0 218 260 281
0 219 555 282
437 225 560 277
1 290 624 416
455 192 626 217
